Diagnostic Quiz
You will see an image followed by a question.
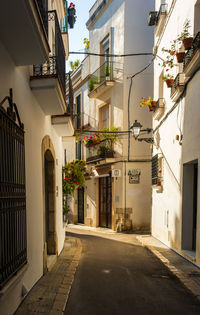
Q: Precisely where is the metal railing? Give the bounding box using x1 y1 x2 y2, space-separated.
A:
35 0 48 36
171 73 185 95
73 112 98 130
183 32 200 69
152 154 158 185
153 98 165 112
0 91 27 288
89 61 114 92
33 11 66 97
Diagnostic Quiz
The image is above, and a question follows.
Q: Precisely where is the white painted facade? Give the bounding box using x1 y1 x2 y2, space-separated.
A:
151 0 200 267
0 1 72 314
67 0 154 231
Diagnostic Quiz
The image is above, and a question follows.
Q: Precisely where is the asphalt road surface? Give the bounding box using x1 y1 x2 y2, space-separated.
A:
65 232 200 315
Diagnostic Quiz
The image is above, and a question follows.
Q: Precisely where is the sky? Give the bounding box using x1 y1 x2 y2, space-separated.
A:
66 0 96 71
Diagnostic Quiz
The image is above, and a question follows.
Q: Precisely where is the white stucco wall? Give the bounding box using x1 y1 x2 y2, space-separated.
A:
152 0 200 266
0 41 65 315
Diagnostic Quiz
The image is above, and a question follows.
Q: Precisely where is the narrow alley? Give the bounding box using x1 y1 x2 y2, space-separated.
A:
64 227 200 315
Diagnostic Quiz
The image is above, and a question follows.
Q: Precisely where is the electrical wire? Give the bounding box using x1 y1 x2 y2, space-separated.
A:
69 51 154 57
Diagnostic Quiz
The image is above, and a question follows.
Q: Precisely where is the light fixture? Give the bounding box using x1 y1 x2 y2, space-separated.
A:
130 120 154 144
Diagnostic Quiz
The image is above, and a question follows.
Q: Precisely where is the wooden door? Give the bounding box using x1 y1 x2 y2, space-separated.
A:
99 175 112 228
78 187 84 223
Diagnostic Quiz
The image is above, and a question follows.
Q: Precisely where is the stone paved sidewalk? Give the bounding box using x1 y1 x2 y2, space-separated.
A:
15 237 82 315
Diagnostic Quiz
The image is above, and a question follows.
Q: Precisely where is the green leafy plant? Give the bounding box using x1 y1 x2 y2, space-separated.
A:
63 160 86 196
98 145 110 154
101 126 119 150
140 96 152 107
63 204 71 216
69 59 80 71
88 76 98 91
162 73 174 81
177 19 191 41
83 38 90 49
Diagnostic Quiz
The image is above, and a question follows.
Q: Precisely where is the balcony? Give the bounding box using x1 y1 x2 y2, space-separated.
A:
88 62 115 99
30 11 66 115
171 73 185 102
73 113 98 131
155 3 168 37
153 98 165 120
0 0 50 66
85 140 115 164
60 2 69 57
51 114 74 137
183 32 200 77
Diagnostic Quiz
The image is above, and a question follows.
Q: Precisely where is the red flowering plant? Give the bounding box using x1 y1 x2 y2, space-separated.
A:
63 159 86 196
83 133 101 147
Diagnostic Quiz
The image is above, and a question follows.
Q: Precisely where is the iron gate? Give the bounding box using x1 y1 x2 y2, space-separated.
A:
0 89 27 288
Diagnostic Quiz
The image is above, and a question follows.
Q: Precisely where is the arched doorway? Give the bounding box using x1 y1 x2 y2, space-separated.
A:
42 136 58 273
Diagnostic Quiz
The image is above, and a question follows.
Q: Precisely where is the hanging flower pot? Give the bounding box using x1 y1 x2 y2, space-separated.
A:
165 78 174 88
176 52 185 63
182 37 193 50
148 100 157 111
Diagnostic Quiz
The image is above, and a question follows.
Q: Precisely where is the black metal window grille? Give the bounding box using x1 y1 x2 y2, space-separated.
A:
35 0 48 36
33 11 66 98
183 32 200 69
152 154 158 185
0 89 27 289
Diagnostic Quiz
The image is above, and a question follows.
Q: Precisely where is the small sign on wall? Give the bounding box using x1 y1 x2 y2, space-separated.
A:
112 169 121 177
128 169 141 184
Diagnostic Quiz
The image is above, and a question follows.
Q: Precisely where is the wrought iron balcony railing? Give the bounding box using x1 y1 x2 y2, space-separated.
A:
183 32 200 69
88 61 114 93
171 73 185 96
35 0 48 36
33 11 66 97
73 112 98 130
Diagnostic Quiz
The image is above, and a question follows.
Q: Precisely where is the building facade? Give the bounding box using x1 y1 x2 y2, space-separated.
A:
0 1 73 314
67 0 154 232
150 0 200 267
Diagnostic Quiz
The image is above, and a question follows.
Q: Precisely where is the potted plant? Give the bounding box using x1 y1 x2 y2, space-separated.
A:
68 2 77 29
177 19 193 50
176 51 185 63
101 126 119 150
162 72 174 88
104 63 111 80
83 133 101 147
98 145 114 158
140 96 156 111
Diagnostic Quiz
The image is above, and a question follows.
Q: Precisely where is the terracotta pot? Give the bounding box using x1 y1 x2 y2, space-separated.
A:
85 142 93 148
165 79 174 88
182 37 193 50
176 52 185 63
148 101 156 112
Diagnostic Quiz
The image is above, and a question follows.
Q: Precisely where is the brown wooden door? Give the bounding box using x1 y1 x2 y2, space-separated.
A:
99 174 112 228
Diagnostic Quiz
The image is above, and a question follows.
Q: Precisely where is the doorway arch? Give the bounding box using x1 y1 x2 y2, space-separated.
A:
42 136 58 273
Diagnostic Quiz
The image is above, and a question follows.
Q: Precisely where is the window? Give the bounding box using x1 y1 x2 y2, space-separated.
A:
0 92 27 288
76 141 82 160
75 94 81 129
152 154 159 185
99 104 109 129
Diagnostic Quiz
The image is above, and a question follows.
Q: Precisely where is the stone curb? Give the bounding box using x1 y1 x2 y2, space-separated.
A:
50 238 82 315
136 236 200 303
